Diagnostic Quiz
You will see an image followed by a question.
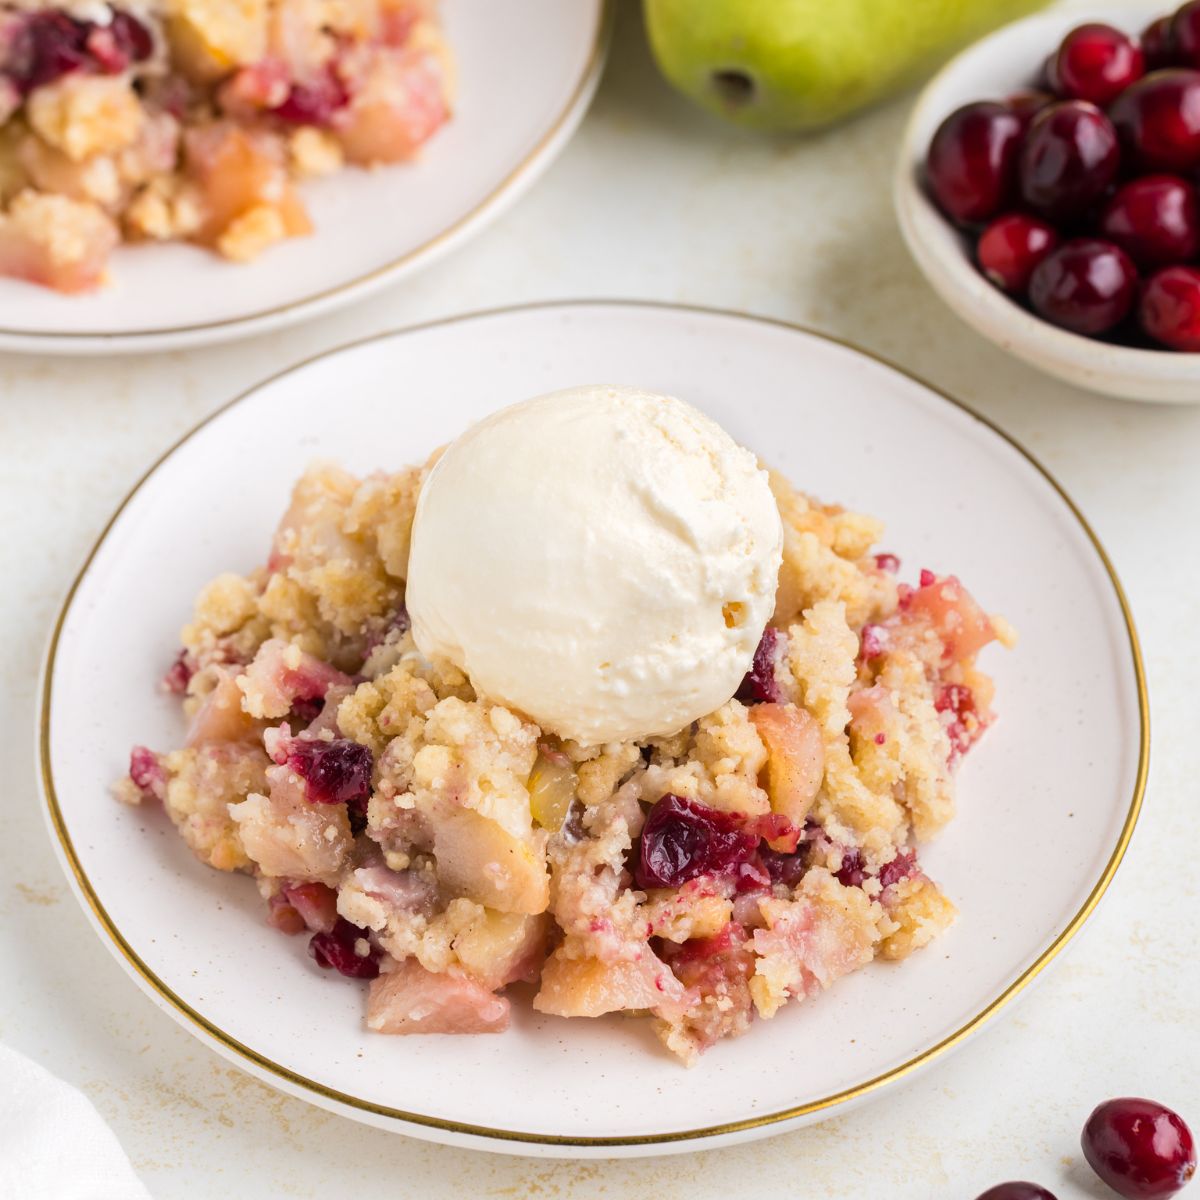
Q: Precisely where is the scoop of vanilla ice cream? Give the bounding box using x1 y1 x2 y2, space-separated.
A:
405 385 783 745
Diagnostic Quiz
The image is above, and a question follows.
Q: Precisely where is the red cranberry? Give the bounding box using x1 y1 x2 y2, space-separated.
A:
1082 1097 1196 1199
874 552 901 573
977 213 1060 293
1173 1 1200 69
162 649 195 695
273 69 349 125
8 11 91 92
1007 89 1054 131
859 623 889 660
635 794 757 889
974 1186 1057 1200
760 846 808 888
878 850 917 889
308 917 380 979
835 847 866 887
926 101 1023 225
1019 101 1120 221
1052 23 1144 106
1029 239 1137 334
109 10 154 61
286 737 373 807
1143 16 1180 71
128 746 164 795
1110 70 1200 173
1099 174 1200 267
736 626 783 704
1140 265 1200 349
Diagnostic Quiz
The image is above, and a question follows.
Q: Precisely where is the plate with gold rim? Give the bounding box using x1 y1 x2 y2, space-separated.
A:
0 2 610 355
39 301 1146 1156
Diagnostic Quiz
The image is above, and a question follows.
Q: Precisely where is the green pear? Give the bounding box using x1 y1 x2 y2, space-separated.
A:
643 0 1050 132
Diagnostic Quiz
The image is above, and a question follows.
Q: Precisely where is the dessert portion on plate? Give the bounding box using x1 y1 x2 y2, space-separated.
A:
118 385 1013 1063
0 0 451 292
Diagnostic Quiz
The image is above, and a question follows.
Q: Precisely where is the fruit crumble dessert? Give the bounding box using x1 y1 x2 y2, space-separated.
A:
0 0 451 292
117 387 1013 1063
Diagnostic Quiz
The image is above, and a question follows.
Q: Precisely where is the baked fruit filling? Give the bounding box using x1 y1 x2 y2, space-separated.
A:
117 459 1013 1063
0 0 451 291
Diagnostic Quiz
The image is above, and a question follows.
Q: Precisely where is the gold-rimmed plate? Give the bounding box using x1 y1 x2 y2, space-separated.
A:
0 3 610 356
39 302 1147 1156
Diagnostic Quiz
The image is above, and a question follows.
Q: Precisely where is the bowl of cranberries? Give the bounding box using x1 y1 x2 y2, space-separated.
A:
895 4 1200 402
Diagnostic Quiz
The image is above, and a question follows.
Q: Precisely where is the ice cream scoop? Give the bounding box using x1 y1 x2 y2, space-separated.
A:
405 385 783 745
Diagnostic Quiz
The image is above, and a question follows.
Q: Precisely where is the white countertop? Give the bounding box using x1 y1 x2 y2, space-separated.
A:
2 2 1196 1196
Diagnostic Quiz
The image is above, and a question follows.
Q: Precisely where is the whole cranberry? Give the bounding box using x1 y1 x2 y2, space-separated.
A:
1110 69 1200 173
1007 89 1055 131
926 101 1023 225
1099 174 1200 267
635 794 758 888
1082 1097 1196 1199
976 213 1060 294
1140 265 1200 350
1172 1 1200 68
974 1185 1057 1200
1019 101 1120 221
1052 23 1144 106
1029 239 1137 335
1142 16 1180 71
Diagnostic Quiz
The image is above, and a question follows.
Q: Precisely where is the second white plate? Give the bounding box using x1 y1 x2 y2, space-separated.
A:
0 1 609 355
40 301 1146 1156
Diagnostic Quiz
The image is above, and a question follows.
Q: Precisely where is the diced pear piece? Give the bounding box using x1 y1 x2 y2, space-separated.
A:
432 809 549 915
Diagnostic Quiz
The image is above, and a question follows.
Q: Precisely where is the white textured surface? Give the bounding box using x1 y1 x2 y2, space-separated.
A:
1 0 1196 1195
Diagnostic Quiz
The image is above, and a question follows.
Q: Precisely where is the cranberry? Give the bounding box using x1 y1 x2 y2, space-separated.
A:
878 850 916 889
286 737 373 808
859 623 889 660
162 649 195 695
308 917 380 979
1052 23 1144 106
874 552 901 573
760 847 808 888
976 213 1060 293
1143 17 1180 71
835 847 866 887
635 794 757 889
1099 174 1200 268
974 1186 1057 1200
110 10 154 60
926 101 1023 225
1110 70 1200 173
289 695 325 726
8 11 91 92
1140 265 1200 350
128 745 163 794
1019 101 1120 221
1029 239 1137 335
273 70 349 125
1007 89 1055 131
736 626 783 704
1173 1 1200 69
1082 1098 1196 1199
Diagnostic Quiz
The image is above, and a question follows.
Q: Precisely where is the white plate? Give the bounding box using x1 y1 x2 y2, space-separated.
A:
895 6 1200 404
0 2 609 356
39 302 1147 1157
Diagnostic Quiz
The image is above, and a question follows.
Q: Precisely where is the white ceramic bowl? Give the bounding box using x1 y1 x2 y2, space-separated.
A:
895 6 1200 404
39 302 1147 1157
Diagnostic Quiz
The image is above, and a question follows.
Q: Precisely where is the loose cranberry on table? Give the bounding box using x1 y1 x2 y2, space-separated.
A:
926 101 1024 224
1110 69 1200 173
1173 0 1200 67
1098 175 1200 268
976 213 1059 293
1050 23 1144 106
1082 1097 1196 1199
974 1185 1057 1200
1006 89 1054 131
1018 101 1120 222
1140 265 1200 350
1029 239 1137 335
1143 16 1180 71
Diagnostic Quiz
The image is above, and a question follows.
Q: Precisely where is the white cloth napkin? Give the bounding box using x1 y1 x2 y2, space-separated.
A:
0 1043 150 1200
